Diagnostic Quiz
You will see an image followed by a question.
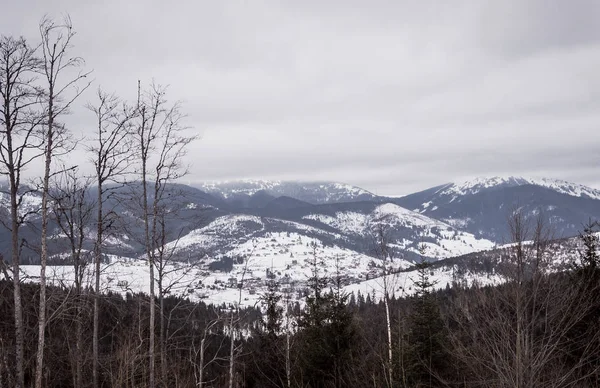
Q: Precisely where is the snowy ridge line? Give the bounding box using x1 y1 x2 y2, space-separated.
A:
442 176 600 200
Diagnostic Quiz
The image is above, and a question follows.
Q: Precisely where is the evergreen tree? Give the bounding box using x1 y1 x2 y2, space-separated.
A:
260 278 283 338
246 277 286 387
325 262 357 388
295 251 357 387
407 259 448 387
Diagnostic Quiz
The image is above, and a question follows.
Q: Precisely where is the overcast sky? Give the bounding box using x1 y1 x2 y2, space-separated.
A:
2 0 600 195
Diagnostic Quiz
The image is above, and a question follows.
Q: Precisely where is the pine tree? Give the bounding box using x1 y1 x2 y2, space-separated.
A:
326 259 356 388
260 278 283 338
296 253 357 387
246 278 286 387
407 259 448 387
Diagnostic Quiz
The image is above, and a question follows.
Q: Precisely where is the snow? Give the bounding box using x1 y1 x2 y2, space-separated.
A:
198 180 376 203
344 265 502 302
441 176 600 200
0 190 42 219
303 212 367 235
17 232 412 309
303 203 495 259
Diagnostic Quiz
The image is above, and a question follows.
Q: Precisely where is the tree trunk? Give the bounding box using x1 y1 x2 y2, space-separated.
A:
286 318 291 388
384 291 393 387
198 337 205 388
228 314 235 388
93 179 103 388
141 150 155 388
35 71 54 388
74 242 83 388
159 277 167 383
10 173 24 388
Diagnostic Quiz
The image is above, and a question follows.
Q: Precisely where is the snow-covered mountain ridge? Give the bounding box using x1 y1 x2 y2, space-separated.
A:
438 176 600 200
196 180 377 205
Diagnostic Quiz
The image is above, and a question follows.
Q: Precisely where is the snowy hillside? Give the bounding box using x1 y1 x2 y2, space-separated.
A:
303 203 496 259
19 231 411 308
0 187 42 218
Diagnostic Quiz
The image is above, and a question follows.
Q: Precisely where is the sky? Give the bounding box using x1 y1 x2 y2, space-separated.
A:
1 0 600 196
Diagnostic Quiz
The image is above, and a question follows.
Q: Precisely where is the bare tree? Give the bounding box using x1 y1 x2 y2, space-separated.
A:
447 210 600 387
35 15 91 388
132 81 196 387
371 220 400 388
227 243 256 388
87 88 135 388
50 168 94 388
189 311 227 388
153 206 204 381
0 34 43 388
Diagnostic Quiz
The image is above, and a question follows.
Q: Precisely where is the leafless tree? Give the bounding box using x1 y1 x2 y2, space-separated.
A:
87 88 135 388
189 311 227 388
0 34 43 388
132 81 196 387
371 220 403 388
35 15 91 388
50 167 94 388
153 206 205 381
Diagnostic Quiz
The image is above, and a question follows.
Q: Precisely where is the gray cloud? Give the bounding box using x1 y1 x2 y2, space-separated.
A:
1 0 599 195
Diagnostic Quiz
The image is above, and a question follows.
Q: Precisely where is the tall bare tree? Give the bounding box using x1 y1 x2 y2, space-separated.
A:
0 34 43 388
50 168 94 388
153 206 203 381
87 88 135 388
35 15 91 388
132 81 195 387
371 220 402 388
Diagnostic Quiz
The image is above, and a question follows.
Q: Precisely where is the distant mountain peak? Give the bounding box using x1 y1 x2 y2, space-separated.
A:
442 176 600 200
196 180 377 205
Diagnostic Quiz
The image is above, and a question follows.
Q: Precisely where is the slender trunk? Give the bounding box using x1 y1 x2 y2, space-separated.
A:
198 337 205 388
141 154 155 388
159 277 166 383
75 297 83 388
228 314 235 388
10 172 24 388
398 312 407 387
93 179 103 388
286 315 291 388
35 79 54 388
383 272 393 388
74 247 83 388
158 219 167 384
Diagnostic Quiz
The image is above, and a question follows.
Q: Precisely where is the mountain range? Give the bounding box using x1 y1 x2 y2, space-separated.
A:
2 176 599 305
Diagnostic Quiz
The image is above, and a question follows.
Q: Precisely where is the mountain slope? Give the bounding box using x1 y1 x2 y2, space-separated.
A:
394 176 600 242
169 202 496 264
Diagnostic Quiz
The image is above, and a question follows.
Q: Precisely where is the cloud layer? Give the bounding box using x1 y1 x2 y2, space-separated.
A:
2 0 599 195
